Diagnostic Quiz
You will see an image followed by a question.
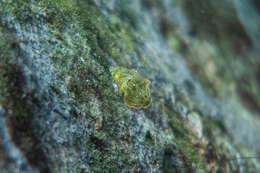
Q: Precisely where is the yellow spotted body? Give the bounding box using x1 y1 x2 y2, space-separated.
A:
110 66 152 109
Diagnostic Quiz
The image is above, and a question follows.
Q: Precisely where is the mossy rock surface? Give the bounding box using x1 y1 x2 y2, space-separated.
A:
0 0 260 173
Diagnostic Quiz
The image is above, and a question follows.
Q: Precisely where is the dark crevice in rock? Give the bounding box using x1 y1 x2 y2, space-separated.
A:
253 0 260 12
89 135 107 152
0 62 51 173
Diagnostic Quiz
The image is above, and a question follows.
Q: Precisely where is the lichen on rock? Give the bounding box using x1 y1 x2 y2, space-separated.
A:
0 0 260 173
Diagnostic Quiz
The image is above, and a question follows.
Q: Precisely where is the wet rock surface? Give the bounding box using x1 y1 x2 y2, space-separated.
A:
0 0 259 172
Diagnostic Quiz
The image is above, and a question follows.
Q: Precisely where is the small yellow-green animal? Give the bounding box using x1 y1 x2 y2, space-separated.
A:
110 66 152 109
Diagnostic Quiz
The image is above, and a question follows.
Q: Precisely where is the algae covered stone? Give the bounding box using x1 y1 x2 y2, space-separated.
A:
110 66 152 108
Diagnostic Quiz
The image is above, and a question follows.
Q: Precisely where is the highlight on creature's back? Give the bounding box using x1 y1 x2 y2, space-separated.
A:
110 66 152 109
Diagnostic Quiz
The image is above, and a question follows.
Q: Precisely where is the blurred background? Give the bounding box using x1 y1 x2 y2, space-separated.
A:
0 0 260 172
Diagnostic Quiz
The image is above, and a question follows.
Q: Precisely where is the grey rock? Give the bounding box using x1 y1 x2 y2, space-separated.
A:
0 0 259 172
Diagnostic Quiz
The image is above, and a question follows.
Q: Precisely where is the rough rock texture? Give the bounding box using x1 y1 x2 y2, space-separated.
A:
0 0 260 172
